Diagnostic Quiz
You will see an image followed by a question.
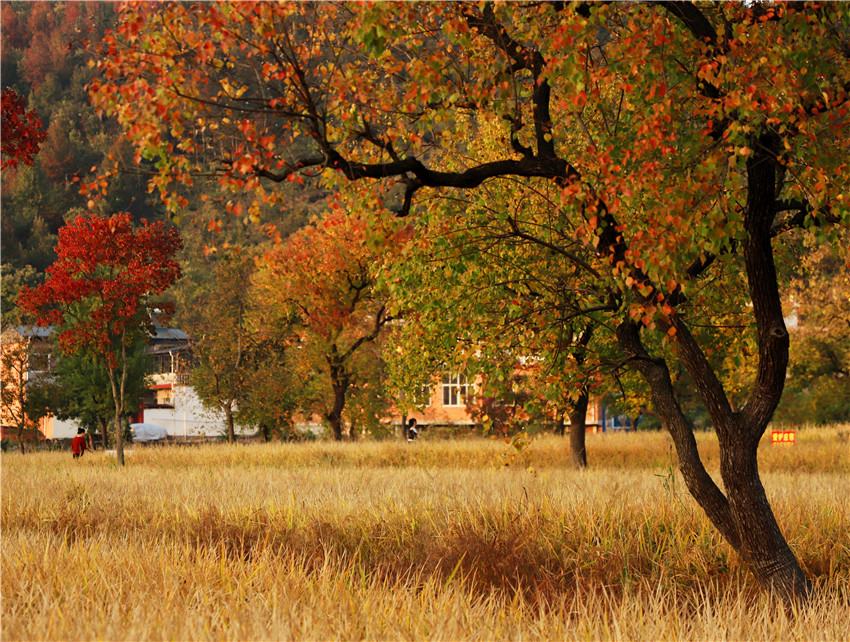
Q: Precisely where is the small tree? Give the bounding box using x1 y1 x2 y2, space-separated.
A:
18 213 182 466
183 253 264 443
237 348 298 441
0 327 51 453
48 338 151 447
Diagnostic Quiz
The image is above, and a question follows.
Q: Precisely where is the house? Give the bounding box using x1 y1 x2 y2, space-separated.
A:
138 325 251 439
381 371 607 437
1 325 243 443
1 326 79 441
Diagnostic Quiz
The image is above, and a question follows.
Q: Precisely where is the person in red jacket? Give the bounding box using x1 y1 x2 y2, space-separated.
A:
71 428 87 459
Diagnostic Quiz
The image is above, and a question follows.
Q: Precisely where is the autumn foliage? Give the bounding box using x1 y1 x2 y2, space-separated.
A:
257 209 401 440
18 214 182 365
90 0 850 600
1 87 46 169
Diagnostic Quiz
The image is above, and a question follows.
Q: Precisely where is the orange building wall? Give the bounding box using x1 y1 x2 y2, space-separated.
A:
1 331 26 429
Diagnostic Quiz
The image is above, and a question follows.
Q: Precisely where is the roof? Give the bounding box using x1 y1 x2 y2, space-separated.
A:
2 325 192 346
11 326 54 338
153 326 190 341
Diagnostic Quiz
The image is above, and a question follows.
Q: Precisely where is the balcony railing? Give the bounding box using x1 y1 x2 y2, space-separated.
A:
150 372 192 387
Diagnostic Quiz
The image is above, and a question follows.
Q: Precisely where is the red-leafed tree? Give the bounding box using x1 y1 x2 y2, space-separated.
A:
18 213 182 466
1 88 46 170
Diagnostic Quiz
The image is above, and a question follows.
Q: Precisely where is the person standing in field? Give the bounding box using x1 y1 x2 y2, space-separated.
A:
407 418 419 442
71 428 87 459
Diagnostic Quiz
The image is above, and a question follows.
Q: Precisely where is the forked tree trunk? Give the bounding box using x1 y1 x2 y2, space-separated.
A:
611 131 812 603
615 320 810 603
720 430 811 598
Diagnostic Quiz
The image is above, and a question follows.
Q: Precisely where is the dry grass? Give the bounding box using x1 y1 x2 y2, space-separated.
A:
2 426 848 640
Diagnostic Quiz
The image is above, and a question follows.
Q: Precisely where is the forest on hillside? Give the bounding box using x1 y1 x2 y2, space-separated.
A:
0 2 324 316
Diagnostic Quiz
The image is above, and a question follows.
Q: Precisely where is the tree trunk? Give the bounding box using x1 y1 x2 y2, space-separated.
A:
113 410 124 466
566 326 593 468
616 318 811 603
326 382 347 441
568 389 589 469
720 428 811 599
325 349 350 442
324 374 348 441
107 364 124 467
224 404 235 443
609 133 812 603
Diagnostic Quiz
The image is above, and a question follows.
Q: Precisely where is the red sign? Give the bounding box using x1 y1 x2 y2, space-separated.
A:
771 430 796 444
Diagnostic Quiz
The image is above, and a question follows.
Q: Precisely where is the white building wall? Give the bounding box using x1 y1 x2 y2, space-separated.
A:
143 385 252 438
48 417 83 440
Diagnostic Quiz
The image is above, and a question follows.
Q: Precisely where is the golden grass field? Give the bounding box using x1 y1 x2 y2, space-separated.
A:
2 426 848 641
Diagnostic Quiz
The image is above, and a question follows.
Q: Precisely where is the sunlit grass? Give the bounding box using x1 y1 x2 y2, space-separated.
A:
2 426 848 640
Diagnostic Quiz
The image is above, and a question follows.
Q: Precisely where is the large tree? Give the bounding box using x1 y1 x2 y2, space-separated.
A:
92 2 850 601
18 213 182 466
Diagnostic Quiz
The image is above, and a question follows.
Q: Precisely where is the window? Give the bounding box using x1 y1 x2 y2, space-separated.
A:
151 353 172 374
442 374 470 407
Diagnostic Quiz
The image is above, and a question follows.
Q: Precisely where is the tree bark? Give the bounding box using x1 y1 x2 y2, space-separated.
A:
108 332 128 467
568 389 589 469
720 427 811 598
616 321 743 550
325 379 348 441
611 129 812 603
325 386 346 441
224 404 235 443
325 347 351 441
108 368 124 467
